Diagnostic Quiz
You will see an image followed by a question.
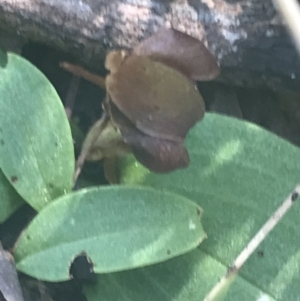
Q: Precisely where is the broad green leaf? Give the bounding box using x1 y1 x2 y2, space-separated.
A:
14 186 205 281
85 249 276 301
0 168 23 223
0 52 74 210
113 113 300 301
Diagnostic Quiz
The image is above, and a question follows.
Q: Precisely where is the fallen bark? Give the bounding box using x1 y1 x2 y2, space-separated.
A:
0 0 300 91
0 243 24 301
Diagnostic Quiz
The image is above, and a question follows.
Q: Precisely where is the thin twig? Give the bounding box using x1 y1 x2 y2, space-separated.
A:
273 0 300 57
73 114 109 187
203 185 300 301
60 62 106 90
65 75 80 120
60 62 108 186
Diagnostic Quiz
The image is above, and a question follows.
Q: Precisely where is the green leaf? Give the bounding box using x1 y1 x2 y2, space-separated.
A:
0 52 74 210
113 113 300 301
85 249 277 301
0 168 23 223
14 186 205 281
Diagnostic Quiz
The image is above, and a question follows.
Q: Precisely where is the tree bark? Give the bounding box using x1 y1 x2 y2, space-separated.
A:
0 0 299 91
